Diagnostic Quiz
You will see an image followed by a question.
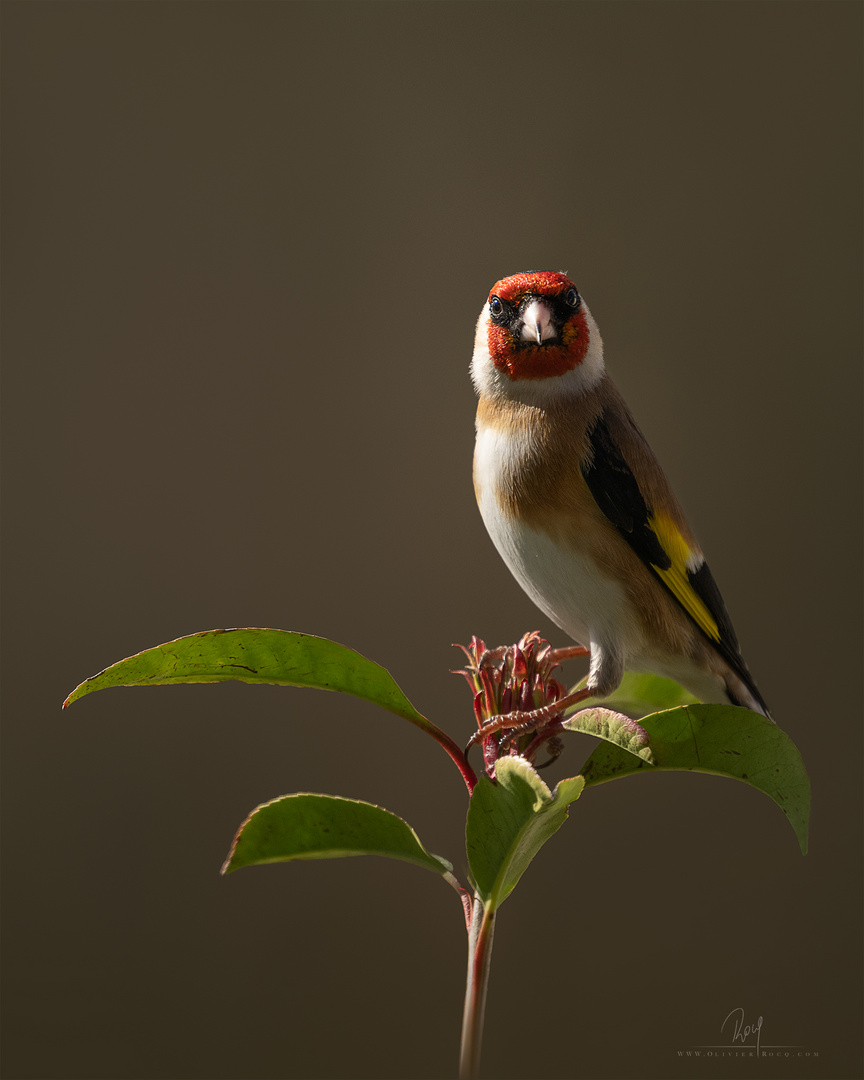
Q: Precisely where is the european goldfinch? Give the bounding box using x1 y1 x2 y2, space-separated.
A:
470 271 769 741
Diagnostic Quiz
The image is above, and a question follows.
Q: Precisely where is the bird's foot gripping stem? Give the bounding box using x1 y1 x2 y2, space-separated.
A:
465 684 595 755
455 633 591 774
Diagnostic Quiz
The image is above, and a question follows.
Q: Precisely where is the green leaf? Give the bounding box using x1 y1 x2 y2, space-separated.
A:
580 704 810 854
569 670 699 717
222 792 453 877
561 707 655 765
63 627 437 734
466 757 585 910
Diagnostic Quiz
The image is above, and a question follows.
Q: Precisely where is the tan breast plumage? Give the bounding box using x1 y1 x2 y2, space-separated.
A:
472 377 721 699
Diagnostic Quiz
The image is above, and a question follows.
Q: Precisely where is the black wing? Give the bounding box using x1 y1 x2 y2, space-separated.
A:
581 412 767 713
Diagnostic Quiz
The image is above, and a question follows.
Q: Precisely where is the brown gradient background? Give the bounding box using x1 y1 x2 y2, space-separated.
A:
2 3 862 1079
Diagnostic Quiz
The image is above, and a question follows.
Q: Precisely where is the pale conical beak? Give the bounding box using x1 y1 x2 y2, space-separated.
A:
520 299 556 344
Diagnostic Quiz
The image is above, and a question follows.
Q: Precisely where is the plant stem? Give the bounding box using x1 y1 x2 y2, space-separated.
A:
435 730 478 794
459 894 496 1079
411 713 478 793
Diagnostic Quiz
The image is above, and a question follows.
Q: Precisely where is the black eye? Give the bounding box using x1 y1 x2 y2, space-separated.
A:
565 287 580 309
489 295 504 317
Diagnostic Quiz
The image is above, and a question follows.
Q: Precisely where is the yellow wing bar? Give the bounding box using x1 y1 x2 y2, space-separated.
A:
648 513 720 642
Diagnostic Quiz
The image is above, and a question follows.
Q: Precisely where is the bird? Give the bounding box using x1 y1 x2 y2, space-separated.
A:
469 270 769 744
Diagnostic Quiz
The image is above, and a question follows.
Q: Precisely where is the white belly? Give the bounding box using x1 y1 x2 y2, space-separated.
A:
477 479 625 646
474 425 646 693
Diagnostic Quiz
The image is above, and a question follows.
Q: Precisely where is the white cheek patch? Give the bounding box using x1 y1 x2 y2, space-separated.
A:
470 309 503 400
571 302 605 388
469 336 497 399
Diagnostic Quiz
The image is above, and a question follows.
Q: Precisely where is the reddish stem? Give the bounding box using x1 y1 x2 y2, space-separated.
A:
434 728 478 793
459 897 496 1079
